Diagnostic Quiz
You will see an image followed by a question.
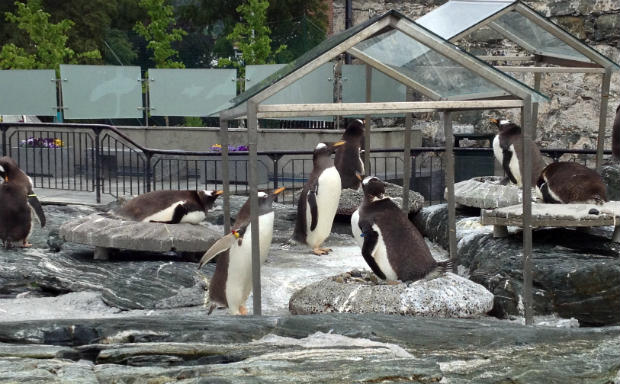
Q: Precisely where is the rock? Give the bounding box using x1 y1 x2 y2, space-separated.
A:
415 204 620 326
452 176 537 209
337 182 424 216
601 161 620 201
289 270 494 317
59 213 222 254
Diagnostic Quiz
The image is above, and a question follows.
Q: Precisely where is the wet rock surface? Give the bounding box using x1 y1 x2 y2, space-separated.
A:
453 176 536 209
289 270 494 317
415 204 620 326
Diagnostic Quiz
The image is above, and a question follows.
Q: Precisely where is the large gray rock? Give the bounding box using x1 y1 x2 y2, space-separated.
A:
601 161 620 201
452 176 540 209
289 270 494 317
338 182 424 216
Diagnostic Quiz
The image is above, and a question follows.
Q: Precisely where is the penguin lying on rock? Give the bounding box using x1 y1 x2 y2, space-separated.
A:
198 187 285 315
536 162 607 204
491 118 544 187
351 174 451 282
293 141 345 255
335 119 365 190
0 156 46 248
114 189 222 224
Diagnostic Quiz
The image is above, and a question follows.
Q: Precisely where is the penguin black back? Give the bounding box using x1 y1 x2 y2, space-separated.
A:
335 119 365 190
537 162 607 204
612 104 620 161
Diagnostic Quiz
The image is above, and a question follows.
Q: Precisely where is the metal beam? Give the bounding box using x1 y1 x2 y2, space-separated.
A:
249 17 392 104
219 118 231 234
364 64 371 173
449 3 517 42
402 88 413 213
596 69 612 171
489 22 541 55
442 111 457 271
220 103 247 120
247 100 261 316
521 95 534 326
478 55 535 62
536 55 602 68
495 66 606 74
348 47 442 101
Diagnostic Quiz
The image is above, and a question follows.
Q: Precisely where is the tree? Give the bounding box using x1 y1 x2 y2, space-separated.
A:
0 0 101 70
134 0 186 68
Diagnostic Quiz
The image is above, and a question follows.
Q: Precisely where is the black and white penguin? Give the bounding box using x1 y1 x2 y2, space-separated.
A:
536 162 607 204
0 156 46 248
491 118 545 187
351 175 450 282
197 187 285 315
293 141 345 255
335 119 365 190
114 189 222 224
612 104 620 161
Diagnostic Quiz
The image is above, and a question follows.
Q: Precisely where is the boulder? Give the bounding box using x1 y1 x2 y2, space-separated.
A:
601 161 620 201
289 270 494 317
452 176 537 209
338 182 424 216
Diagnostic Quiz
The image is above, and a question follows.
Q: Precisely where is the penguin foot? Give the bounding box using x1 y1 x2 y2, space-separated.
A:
239 305 248 316
21 241 32 248
385 280 401 286
312 247 332 255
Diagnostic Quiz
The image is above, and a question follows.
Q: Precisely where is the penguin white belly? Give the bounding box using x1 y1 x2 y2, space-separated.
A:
508 144 522 186
370 224 398 281
305 167 341 248
225 212 274 314
350 210 363 248
179 211 205 224
492 135 502 165
142 201 185 222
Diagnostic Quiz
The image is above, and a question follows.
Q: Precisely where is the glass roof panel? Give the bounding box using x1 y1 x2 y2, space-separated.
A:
354 29 511 100
416 0 514 40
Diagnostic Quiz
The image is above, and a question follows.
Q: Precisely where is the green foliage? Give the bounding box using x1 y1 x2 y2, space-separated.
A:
183 116 203 127
134 0 186 68
0 0 101 70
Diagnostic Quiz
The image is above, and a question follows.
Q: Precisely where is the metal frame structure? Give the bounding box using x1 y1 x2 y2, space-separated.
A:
417 0 620 171
218 10 545 321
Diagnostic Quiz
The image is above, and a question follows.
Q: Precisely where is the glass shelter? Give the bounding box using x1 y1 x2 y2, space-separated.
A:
217 10 548 323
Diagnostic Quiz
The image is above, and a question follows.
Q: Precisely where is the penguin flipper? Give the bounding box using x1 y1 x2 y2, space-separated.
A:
502 149 518 184
308 190 318 231
27 194 46 227
198 233 236 269
360 228 387 280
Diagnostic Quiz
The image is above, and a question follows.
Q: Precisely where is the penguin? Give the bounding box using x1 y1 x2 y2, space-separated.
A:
612 104 620 161
292 141 346 255
536 162 607 204
351 175 450 282
197 187 285 315
114 189 223 224
0 156 46 248
335 119 365 190
490 118 545 187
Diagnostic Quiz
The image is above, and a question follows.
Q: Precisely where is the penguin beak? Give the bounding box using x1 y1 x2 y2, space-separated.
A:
213 190 224 196
489 118 499 125
3 176 7 182
355 171 364 181
273 187 286 195
333 140 346 147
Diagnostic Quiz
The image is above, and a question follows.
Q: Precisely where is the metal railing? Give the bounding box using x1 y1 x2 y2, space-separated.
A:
0 122 612 205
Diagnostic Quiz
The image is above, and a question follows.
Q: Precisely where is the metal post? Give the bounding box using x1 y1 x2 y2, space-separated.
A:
364 64 371 173
521 95 534 325
1 127 6 156
220 119 231 234
345 0 353 64
596 69 612 171
402 88 413 213
531 71 542 139
442 111 456 270
93 128 101 204
145 153 152 193
247 101 261 316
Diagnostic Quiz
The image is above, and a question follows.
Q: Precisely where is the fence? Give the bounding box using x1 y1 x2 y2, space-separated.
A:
0 122 611 205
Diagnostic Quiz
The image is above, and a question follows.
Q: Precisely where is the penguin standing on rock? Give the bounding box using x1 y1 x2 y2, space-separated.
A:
351 175 450 282
198 187 285 315
114 189 223 224
293 141 345 255
491 118 545 187
0 156 46 248
536 162 607 204
335 119 365 190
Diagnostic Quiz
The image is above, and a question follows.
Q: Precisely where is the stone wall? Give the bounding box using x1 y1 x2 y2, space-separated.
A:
332 0 620 152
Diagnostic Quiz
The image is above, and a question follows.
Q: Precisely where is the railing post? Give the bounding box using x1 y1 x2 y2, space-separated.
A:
145 152 152 193
93 127 101 204
1 126 7 156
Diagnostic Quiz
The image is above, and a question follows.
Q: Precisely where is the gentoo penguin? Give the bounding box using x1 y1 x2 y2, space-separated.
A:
335 119 365 190
114 189 222 224
351 175 450 282
198 187 285 315
292 141 345 255
0 156 46 248
491 118 545 187
536 162 607 204
612 104 620 160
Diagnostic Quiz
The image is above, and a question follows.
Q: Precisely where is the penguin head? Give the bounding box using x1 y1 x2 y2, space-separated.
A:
0 156 18 182
313 141 345 164
490 118 521 134
198 189 223 210
257 187 286 215
0 164 6 183
361 175 386 201
343 119 365 140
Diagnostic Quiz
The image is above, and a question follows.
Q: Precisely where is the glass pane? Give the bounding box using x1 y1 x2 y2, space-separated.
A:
354 29 510 100
494 11 590 63
148 68 236 116
0 69 57 116
60 65 142 119
342 65 405 103
417 0 514 39
245 64 286 87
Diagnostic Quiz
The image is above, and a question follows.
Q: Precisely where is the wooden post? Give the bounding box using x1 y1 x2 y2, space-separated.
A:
247 100 261 316
521 95 533 325
364 64 371 172
219 118 231 234
531 71 542 139
402 88 413 213
596 69 612 171
442 111 456 270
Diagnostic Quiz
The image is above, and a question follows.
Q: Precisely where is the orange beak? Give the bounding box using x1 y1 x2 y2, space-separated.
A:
333 140 346 148
213 190 224 196
489 118 499 124
355 172 364 181
273 187 286 195
232 230 240 239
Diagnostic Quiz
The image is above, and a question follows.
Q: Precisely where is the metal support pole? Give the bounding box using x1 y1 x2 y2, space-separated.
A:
531 72 542 139
145 153 152 193
247 101 261 316
442 111 456 270
220 119 231 234
521 95 534 325
93 128 101 204
596 69 612 171
364 64 371 173
402 88 413 213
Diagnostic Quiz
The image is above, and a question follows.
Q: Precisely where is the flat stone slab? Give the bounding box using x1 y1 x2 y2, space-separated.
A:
452 176 536 209
338 182 425 215
60 213 222 253
289 270 494 317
